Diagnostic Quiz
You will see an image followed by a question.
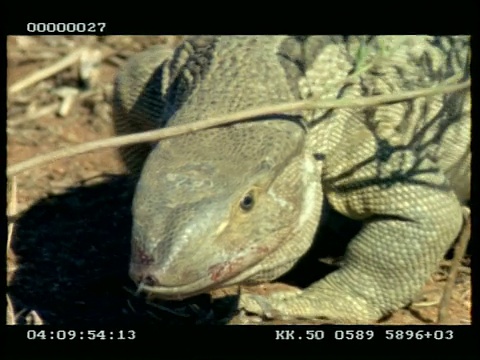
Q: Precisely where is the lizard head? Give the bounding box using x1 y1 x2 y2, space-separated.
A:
126 36 328 299
129 120 323 300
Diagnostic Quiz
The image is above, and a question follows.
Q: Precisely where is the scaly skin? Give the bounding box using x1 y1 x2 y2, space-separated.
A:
114 36 470 322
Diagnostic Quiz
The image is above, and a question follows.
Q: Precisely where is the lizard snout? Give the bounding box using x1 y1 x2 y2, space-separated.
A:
129 265 159 287
129 260 206 289
129 262 175 288
128 262 217 300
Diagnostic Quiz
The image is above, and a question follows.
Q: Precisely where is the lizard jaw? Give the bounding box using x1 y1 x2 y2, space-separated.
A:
131 244 285 300
133 267 251 301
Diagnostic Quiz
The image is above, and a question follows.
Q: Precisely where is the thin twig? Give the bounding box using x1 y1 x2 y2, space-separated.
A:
25 310 45 325
437 207 471 324
6 177 19 325
8 89 101 126
8 48 87 95
7 176 18 286
8 103 59 126
6 295 16 325
440 260 471 274
6 79 470 177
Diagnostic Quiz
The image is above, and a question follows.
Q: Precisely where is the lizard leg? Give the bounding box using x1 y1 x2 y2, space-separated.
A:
239 185 465 322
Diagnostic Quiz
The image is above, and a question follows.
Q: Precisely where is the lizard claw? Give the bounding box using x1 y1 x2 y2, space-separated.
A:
239 293 278 319
238 290 303 320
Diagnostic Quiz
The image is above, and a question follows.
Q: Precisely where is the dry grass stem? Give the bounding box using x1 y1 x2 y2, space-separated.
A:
437 207 471 323
8 48 87 95
7 79 470 177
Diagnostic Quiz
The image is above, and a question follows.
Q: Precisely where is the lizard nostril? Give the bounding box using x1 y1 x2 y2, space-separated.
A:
142 274 159 287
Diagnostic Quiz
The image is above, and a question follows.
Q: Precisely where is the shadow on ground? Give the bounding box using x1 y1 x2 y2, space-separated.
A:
8 175 239 325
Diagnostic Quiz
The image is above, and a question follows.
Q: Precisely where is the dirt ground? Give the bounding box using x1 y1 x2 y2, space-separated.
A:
6 35 471 325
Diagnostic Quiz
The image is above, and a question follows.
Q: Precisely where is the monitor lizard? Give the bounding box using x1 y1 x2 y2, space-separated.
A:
113 36 470 322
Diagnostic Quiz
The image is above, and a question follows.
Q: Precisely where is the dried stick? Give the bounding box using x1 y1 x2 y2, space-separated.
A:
6 79 470 177
7 176 18 285
6 295 16 325
8 48 87 95
437 207 471 324
8 89 101 126
8 103 59 126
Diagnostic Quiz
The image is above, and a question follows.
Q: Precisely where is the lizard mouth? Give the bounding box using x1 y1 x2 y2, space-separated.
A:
131 245 273 300
137 280 225 300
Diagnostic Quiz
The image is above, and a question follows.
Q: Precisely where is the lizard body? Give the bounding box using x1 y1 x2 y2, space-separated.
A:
114 36 470 322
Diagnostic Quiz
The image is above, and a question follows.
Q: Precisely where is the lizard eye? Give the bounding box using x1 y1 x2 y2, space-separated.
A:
240 192 255 211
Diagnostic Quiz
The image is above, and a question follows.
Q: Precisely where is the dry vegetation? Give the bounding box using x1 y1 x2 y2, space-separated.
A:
6 36 471 325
